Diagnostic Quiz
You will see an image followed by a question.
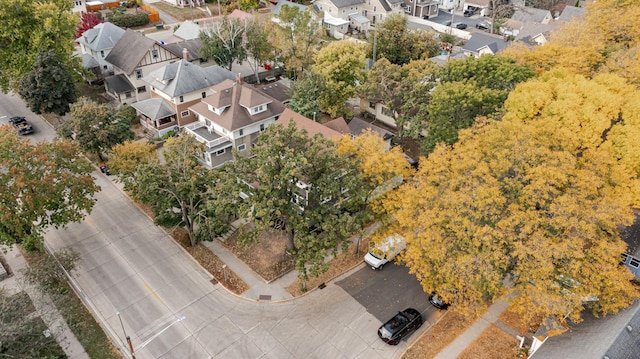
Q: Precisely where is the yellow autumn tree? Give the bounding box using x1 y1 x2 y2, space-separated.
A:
383 69 640 321
503 0 640 79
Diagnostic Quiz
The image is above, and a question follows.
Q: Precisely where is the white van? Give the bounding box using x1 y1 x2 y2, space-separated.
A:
364 235 406 270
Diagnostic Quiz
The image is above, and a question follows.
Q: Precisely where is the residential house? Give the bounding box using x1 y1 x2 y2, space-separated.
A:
513 23 557 46
620 211 640 279
358 99 397 129
162 39 208 65
463 0 490 16
437 0 460 11
503 6 552 36
187 78 286 168
314 0 370 32
360 0 404 25
254 81 292 105
163 20 202 43
271 1 326 33
132 57 236 138
461 32 511 58
77 22 125 77
324 116 394 148
104 29 181 105
529 301 640 359
555 5 585 23
403 0 439 19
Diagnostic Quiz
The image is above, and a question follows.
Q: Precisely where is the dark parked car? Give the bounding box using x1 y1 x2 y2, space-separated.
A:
463 9 474 17
455 23 468 30
428 293 450 310
8 116 34 135
9 116 26 126
378 308 423 345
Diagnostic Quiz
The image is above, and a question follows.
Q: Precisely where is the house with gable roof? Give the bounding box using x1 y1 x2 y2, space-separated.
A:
104 29 181 105
187 78 286 168
77 22 125 77
503 6 552 36
314 0 370 32
360 0 404 25
462 32 511 58
131 58 236 138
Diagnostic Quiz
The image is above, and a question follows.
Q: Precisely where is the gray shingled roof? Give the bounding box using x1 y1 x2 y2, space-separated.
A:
514 22 557 42
104 74 135 94
348 117 394 140
530 301 640 359
80 53 99 69
330 0 364 8
190 80 286 131
105 29 161 75
162 39 203 62
142 60 235 98
131 98 176 120
256 82 291 104
174 20 202 40
462 33 510 54
511 7 551 23
77 22 125 52
556 5 585 22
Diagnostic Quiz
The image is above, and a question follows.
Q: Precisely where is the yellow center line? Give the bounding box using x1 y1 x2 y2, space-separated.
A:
144 282 165 305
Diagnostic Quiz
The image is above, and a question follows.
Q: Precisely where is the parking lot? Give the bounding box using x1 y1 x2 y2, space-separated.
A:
336 262 441 325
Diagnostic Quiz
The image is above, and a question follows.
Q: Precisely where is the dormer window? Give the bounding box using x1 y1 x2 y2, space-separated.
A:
152 49 158 59
179 95 184 103
202 92 206 98
253 105 266 114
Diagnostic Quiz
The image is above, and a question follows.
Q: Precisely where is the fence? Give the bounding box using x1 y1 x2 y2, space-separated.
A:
140 4 160 23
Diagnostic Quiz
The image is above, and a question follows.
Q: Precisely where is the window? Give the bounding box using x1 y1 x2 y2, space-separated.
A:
202 92 206 98
369 101 375 109
179 95 184 103
100 50 105 58
374 6 376 11
260 124 265 132
135 69 142 79
152 49 158 59
103 65 108 70
237 144 246 151
239 129 244 136
181 110 189 117
137 86 146 93
216 148 226 156
125 92 132 98
631 258 640 268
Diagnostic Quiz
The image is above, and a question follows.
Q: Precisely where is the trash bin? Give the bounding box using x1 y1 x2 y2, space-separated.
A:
156 24 164 30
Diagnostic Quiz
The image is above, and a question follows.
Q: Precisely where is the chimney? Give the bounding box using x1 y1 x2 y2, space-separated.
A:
182 48 189 61
236 73 242 84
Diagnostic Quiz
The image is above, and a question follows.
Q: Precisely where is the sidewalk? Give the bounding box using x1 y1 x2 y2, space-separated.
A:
1 245 90 359
434 298 514 359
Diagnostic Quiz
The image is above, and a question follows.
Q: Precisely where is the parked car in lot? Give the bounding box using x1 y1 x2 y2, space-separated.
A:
463 9 474 17
9 116 34 135
428 293 450 310
454 22 468 29
364 235 405 270
378 308 424 345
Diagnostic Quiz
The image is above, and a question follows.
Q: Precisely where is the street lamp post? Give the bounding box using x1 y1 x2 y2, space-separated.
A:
117 314 186 359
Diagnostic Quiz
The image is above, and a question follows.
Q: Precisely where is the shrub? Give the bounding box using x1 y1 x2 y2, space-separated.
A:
110 12 149 27
161 130 176 139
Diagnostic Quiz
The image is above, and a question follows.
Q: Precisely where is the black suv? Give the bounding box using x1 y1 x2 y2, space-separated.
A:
463 9 474 17
9 116 34 135
378 308 423 345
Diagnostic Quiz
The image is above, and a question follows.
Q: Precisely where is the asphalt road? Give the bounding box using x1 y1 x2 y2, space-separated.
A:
0 93 431 358
0 92 56 144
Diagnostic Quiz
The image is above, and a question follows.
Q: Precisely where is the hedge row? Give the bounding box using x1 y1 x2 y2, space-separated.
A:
109 13 149 27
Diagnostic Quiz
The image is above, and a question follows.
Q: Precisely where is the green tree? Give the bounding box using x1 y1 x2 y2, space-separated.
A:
314 40 367 118
200 16 247 71
422 81 501 153
359 58 437 140
0 127 99 250
245 16 275 84
225 121 362 279
369 14 439 66
130 135 234 246
384 69 640 322
239 0 259 11
59 98 134 161
422 55 535 154
287 71 327 119
18 50 77 116
269 5 324 78
0 0 78 92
